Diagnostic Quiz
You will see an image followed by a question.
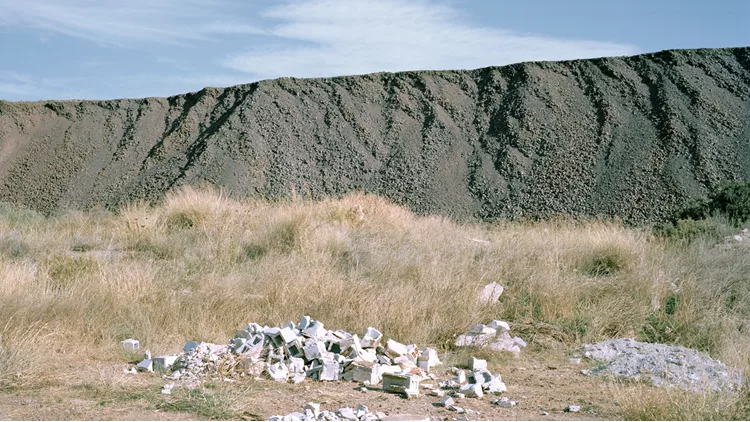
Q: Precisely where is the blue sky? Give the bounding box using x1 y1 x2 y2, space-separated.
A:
0 0 748 101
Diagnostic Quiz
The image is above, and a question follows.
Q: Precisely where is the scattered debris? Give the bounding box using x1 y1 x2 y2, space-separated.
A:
269 403 385 421
454 321 526 355
581 338 746 392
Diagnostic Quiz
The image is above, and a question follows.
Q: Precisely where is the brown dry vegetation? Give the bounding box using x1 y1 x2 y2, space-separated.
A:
0 186 749 420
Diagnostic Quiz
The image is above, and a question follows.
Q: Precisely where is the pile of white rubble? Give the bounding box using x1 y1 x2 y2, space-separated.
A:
454 320 527 356
130 316 444 396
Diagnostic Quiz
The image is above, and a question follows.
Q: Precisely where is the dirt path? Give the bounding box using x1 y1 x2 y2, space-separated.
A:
0 352 633 421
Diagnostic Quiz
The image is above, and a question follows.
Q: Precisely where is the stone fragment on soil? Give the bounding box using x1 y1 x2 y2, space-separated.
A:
479 282 504 303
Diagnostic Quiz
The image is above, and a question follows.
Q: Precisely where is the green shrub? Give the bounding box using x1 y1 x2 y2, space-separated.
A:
654 218 727 243
578 244 633 276
709 181 750 224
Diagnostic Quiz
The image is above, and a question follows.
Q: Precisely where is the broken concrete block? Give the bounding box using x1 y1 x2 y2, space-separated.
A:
284 338 305 358
319 357 340 381
513 337 527 348
404 388 419 399
304 402 321 418
361 327 383 348
468 324 496 335
182 341 202 353
279 327 299 344
382 373 420 394
120 339 140 352
417 357 430 371
377 354 392 365
338 407 358 421
352 363 381 385
378 364 403 377
469 357 487 371
292 374 306 384
385 339 408 357
267 362 289 382
287 357 305 374
356 404 368 419
455 370 466 384
439 396 455 407
393 355 415 368
153 355 178 372
136 358 153 372
420 348 441 367
479 282 504 303
298 316 312 331
487 378 507 394
302 321 326 339
428 389 445 397
459 383 483 398
487 320 510 333
472 370 493 386
303 340 325 361
566 405 581 413
338 334 362 354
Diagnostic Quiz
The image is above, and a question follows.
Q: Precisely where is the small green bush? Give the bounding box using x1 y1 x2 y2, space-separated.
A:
709 181 750 224
578 244 633 276
654 218 728 243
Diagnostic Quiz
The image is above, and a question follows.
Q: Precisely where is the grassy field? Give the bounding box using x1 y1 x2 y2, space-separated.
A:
0 187 748 419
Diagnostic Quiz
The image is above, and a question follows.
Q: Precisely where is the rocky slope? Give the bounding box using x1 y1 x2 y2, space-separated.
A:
1 47 749 222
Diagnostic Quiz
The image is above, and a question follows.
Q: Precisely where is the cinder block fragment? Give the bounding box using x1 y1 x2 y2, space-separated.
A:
352 363 381 385
182 341 202 353
469 357 487 371
487 320 510 333
385 339 408 357
302 321 327 339
382 373 419 394
360 327 383 348
459 383 483 398
319 358 340 381
439 396 455 407
279 327 299 344
120 339 140 352
303 341 325 361
153 355 178 372
136 358 153 372
298 316 312 330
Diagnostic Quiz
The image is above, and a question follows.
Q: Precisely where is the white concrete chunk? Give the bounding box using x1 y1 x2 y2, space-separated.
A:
385 339 408 357
470 357 487 371
120 339 140 352
487 320 510 333
153 355 178 372
479 282 504 303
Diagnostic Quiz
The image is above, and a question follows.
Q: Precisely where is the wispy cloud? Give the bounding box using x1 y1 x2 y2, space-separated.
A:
224 0 640 79
0 0 259 45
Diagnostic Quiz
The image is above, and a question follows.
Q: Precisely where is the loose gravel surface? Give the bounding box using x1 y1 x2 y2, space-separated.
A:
580 338 746 392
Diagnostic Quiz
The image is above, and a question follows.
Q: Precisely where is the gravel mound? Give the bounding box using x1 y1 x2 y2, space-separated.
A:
580 338 745 392
1 47 749 223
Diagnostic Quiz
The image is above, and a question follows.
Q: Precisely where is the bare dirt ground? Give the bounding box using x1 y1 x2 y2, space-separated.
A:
0 350 636 421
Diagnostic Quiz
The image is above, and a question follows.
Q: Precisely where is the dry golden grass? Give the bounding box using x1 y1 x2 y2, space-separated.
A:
0 187 748 419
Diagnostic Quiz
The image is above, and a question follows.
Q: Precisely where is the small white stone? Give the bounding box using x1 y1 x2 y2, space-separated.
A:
567 405 581 413
479 282 504 303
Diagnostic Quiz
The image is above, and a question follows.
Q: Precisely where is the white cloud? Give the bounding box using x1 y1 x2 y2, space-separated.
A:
0 0 258 45
224 0 640 79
